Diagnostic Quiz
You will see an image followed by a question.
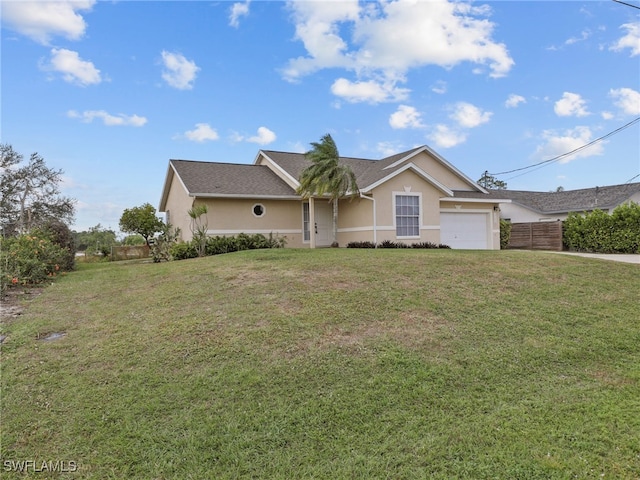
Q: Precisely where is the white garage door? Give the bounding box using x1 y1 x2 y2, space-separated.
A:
440 213 489 249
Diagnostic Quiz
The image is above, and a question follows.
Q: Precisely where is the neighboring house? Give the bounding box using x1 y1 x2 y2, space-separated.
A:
468 183 640 223
159 146 509 249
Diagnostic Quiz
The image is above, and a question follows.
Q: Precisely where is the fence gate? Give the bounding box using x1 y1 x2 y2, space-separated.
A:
508 222 563 251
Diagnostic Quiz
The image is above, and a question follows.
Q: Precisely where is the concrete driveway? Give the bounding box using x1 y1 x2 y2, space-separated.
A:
548 251 639 264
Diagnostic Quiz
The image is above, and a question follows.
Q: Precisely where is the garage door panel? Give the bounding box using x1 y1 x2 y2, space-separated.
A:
440 213 489 249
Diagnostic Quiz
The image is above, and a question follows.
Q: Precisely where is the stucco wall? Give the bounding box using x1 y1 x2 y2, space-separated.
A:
337 169 444 246
202 198 306 248
410 151 475 191
163 174 194 241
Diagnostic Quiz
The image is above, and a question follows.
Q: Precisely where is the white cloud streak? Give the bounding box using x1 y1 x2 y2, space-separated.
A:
505 94 526 108
283 1 514 104
554 92 590 117
609 87 640 116
248 127 277 145
389 105 424 129
161 51 200 90
44 48 101 86
450 102 492 128
534 126 604 164
610 22 640 57
183 123 219 142
67 110 147 127
428 124 467 149
331 78 409 104
1 0 95 45
229 1 251 28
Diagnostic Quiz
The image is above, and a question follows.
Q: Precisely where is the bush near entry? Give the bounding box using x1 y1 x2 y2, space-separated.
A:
169 233 286 261
563 202 640 254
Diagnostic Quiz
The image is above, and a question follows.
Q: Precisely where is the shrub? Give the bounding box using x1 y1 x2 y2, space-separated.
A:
378 240 398 249
563 203 640 254
411 242 438 249
0 230 70 292
169 242 198 261
499 219 512 250
347 241 376 248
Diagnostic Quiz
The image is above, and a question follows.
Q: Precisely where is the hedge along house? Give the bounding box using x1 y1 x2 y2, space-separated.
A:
159 145 510 249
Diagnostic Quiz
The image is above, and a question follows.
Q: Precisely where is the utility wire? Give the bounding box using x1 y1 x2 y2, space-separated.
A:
489 116 640 177
625 173 640 183
613 0 640 10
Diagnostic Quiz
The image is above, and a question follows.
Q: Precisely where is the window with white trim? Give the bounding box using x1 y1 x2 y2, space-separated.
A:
395 194 420 237
303 203 310 242
252 203 265 217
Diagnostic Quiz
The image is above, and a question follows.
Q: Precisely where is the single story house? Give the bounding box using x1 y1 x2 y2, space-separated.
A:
457 182 640 223
158 145 510 249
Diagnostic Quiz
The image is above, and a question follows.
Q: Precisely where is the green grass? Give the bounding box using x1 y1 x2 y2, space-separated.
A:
1 249 639 479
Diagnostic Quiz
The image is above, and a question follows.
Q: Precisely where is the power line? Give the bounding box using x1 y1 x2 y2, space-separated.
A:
613 0 640 10
489 116 640 177
625 173 640 183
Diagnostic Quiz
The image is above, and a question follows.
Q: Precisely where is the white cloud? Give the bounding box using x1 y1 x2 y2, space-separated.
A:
376 141 408 157
533 126 604 164
389 105 424 129
248 127 277 145
610 22 640 57
428 124 467 149
609 87 640 116
450 102 492 128
229 1 250 28
554 92 590 117
601 111 614 120
281 1 360 81
1 0 94 45
283 0 514 92
505 94 526 109
565 29 591 46
183 123 219 142
331 77 409 104
67 110 147 127
43 48 101 86
160 51 200 90
431 80 447 95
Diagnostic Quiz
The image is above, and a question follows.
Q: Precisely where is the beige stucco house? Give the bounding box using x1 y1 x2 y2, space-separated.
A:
159 145 509 249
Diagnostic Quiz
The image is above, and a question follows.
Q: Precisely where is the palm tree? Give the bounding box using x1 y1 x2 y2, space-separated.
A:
297 134 360 246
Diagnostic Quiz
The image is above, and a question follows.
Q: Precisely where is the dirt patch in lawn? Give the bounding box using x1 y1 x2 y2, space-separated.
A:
0 287 44 320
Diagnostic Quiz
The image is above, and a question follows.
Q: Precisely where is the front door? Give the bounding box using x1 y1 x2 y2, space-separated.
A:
314 201 333 247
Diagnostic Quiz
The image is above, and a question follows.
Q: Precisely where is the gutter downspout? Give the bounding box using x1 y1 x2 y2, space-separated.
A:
360 193 376 244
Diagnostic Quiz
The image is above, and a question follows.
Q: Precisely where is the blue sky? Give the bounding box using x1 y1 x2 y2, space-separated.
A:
2 0 639 232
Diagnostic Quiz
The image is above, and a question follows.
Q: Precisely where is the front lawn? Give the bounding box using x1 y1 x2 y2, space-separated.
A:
1 249 638 478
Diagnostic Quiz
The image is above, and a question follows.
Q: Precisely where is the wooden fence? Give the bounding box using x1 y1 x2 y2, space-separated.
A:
111 245 150 261
508 221 563 251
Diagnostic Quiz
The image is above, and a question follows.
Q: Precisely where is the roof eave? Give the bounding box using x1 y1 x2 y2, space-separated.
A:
442 197 512 204
191 193 301 200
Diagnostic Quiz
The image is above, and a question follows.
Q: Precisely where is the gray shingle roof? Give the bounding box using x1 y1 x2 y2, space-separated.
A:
261 146 429 191
170 160 296 197
454 182 640 213
165 145 483 204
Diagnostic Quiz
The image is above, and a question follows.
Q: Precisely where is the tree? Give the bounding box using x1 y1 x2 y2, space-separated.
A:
119 203 164 246
477 170 507 190
1 143 75 236
73 224 118 255
188 204 208 257
296 134 360 247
